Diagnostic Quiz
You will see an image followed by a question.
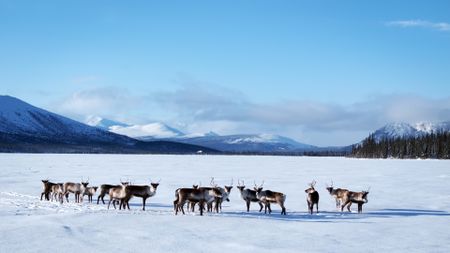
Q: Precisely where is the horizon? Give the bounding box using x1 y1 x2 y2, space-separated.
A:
1 1 449 146
1 94 448 148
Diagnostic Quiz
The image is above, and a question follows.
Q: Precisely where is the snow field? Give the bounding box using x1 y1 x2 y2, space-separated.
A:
0 154 449 252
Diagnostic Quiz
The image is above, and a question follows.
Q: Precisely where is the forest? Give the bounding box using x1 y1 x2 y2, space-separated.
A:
351 131 450 159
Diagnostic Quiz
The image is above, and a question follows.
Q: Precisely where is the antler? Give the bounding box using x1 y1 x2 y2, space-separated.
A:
210 177 217 187
230 178 233 186
310 180 316 187
260 180 265 188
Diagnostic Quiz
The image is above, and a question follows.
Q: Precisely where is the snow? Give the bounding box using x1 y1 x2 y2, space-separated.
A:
110 122 185 138
1 154 449 253
0 95 113 139
373 121 450 142
85 115 130 129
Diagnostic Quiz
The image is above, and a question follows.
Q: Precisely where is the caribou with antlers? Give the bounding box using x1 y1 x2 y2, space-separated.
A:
107 181 129 210
97 180 129 205
200 178 233 213
326 180 349 210
254 181 287 215
121 180 160 211
40 179 56 201
215 179 233 212
305 180 319 214
174 183 222 216
236 180 263 212
174 184 199 212
63 179 89 203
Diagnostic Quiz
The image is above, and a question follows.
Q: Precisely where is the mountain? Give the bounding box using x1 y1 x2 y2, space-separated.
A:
157 134 320 153
85 115 130 130
86 116 320 153
86 117 184 139
110 122 184 138
0 96 217 154
371 121 450 142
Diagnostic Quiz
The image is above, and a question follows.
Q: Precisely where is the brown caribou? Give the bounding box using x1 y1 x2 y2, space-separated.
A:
107 182 129 210
174 186 222 216
326 181 349 209
174 184 199 212
305 180 319 214
254 181 287 215
40 179 56 201
82 186 98 203
236 180 263 212
97 180 129 204
63 180 89 203
121 180 160 211
50 183 64 203
341 188 370 213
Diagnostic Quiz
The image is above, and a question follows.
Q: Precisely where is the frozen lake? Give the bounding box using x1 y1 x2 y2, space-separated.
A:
0 154 449 252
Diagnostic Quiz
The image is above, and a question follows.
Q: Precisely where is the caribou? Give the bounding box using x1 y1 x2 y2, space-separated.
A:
254 181 287 215
174 186 222 216
107 182 129 210
326 181 349 210
214 179 233 212
82 186 98 203
174 184 199 212
305 180 319 214
50 183 64 203
122 180 160 211
40 179 56 201
236 180 263 212
97 180 129 204
341 189 370 213
199 178 233 213
63 180 89 203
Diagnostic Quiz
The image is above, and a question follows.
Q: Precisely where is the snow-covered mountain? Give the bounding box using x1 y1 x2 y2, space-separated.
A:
0 96 217 153
86 117 184 138
160 134 319 153
0 95 131 144
372 121 450 142
85 115 130 130
111 123 185 138
87 117 319 152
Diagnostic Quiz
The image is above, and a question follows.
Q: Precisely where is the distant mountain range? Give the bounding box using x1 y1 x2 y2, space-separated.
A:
371 122 450 142
2 95 448 155
86 116 342 153
0 96 217 154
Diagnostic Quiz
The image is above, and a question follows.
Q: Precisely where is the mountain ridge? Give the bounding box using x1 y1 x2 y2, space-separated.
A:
0 96 217 154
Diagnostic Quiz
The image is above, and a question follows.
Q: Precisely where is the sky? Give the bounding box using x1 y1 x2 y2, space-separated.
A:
1 0 450 146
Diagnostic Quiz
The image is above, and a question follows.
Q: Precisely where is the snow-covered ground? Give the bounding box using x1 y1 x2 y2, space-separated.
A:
0 154 449 253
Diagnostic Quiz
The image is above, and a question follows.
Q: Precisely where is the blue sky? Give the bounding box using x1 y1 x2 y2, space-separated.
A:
1 0 450 146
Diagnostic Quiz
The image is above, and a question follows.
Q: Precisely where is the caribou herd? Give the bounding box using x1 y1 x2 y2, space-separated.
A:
40 178 369 216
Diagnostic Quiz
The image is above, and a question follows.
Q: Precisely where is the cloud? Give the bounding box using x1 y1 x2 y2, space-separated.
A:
386 20 450 32
52 84 450 146
55 87 143 121
151 84 450 145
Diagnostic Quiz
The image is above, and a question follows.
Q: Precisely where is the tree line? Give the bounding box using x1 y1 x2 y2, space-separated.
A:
350 131 450 159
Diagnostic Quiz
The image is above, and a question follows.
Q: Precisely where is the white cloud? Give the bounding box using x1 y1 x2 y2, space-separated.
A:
150 84 450 145
54 87 143 122
50 84 450 146
386 20 450 32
